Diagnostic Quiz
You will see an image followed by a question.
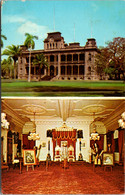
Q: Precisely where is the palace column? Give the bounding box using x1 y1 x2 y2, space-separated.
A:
48 55 50 76
58 53 61 76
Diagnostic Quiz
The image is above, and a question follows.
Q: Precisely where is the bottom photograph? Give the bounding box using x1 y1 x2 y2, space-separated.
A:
1 97 125 194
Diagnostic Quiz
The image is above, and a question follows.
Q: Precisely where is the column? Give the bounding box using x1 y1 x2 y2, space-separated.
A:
58 54 61 76
65 65 67 77
104 134 107 151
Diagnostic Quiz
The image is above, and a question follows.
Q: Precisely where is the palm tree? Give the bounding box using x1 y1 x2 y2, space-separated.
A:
1 35 7 48
1 57 14 79
24 33 38 82
2 45 21 79
33 53 48 80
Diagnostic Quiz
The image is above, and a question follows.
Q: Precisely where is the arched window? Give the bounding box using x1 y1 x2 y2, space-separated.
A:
50 65 54 76
61 66 65 75
79 65 84 75
67 66 71 75
88 66 91 72
89 53 91 61
73 65 78 75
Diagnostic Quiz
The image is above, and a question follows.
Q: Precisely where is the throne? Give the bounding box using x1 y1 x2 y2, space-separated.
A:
54 145 61 161
68 145 75 162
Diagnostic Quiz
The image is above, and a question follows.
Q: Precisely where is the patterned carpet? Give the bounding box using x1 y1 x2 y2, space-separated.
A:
1 162 124 194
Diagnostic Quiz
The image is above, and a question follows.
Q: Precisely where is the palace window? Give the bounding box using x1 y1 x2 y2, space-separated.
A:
67 54 72 61
41 67 44 75
89 53 91 61
79 65 84 75
56 55 58 62
88 66 91 72
67 66 71 75
73 54 78 61
61 66 65 75
73 65 78 75
80 53 85 61
61 55 66 62
50 55 54 62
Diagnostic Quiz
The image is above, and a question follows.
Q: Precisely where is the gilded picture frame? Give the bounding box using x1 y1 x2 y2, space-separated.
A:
102 152 114 166
23 149 36 166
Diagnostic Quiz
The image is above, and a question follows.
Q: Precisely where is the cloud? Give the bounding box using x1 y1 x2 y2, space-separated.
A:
91 3 98 12
17 21 50 39
3 15 26 23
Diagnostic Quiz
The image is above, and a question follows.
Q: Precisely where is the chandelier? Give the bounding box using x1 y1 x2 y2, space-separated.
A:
1 113 9 129
118 112 125 129
90 113 100 141
28 112 40 141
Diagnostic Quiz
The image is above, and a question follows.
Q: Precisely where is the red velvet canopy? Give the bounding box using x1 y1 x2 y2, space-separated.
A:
52 129 77 158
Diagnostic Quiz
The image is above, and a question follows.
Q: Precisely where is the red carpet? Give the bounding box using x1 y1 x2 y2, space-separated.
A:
1 162 124 194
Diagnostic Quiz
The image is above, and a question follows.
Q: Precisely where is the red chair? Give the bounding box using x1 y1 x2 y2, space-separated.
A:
54 145 61 161
68 145 75 162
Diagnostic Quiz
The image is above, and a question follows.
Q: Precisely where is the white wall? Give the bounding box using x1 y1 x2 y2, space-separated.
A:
1 129 8 162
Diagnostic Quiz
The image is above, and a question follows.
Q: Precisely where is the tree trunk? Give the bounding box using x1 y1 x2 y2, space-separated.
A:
28 48 31 82
14 61 16 79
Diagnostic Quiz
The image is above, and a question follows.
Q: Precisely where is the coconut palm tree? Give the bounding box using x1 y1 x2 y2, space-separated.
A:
1 35 7 48
1 57 14 79
33 53 48 80
2 45 21 79
24 33 38 82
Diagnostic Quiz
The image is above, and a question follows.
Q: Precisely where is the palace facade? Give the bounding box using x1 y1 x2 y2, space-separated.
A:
18 32 99 81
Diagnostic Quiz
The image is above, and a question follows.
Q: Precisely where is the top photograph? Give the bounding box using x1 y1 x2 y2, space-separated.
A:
1 0 125 97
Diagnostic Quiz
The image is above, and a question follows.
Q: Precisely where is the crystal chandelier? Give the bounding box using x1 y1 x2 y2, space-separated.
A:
28 112 40 141
118 112 125 129
1 113 9 129
90 113 100 141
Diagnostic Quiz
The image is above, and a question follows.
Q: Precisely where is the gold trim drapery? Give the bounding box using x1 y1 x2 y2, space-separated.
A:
52 129 77 141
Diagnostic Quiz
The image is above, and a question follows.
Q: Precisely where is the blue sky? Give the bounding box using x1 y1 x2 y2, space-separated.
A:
1 0 125 53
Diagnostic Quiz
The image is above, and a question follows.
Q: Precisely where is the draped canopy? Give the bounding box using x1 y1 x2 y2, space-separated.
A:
52 124 77 158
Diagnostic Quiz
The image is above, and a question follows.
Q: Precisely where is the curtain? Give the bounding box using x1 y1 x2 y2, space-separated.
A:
111 132 115 152
22 134 35 149
118 130 124 163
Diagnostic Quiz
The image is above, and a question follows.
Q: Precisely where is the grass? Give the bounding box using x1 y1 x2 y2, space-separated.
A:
1 79 125 97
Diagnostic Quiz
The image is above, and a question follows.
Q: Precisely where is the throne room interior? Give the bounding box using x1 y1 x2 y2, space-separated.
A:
1 97 125 194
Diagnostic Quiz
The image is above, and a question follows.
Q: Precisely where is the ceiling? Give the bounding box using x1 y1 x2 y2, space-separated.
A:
2 98 125 123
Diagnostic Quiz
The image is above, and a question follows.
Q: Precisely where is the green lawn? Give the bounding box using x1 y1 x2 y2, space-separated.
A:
1 79 125 97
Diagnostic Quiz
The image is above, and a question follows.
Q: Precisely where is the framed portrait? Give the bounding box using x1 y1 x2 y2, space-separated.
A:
102 152 114 166
41 142 46 147
23 149 36 166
